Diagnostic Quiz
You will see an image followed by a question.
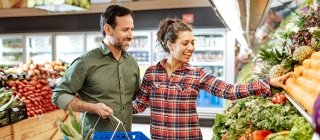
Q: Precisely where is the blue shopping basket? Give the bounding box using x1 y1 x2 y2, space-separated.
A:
92 131 149 140
64 114 149 140
90 115 149 140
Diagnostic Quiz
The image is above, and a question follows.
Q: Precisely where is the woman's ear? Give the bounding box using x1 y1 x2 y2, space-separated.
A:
167 41 174 51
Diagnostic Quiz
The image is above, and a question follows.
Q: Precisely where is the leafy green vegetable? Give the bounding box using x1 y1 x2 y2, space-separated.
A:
212 96 313 140
212 114 227 140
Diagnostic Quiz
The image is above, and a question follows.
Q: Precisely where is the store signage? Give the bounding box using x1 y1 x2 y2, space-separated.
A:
182 13 194 24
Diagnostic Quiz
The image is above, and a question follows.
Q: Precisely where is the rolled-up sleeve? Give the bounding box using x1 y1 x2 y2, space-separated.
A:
199 68 271 100
52 58 87 110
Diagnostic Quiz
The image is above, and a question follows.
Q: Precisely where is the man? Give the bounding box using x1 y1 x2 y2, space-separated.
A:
52 5 140 134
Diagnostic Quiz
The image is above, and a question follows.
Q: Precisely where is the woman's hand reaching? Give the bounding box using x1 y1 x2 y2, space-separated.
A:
270 72 293 90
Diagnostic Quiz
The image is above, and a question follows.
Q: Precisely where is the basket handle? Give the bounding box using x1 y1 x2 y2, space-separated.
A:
90 114 130 140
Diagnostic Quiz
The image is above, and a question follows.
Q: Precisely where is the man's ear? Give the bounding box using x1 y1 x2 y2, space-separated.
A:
104 24 113 36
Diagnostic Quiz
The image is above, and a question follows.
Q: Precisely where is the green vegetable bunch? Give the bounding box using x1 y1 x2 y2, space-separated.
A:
212 96 313 140
58 110 94 140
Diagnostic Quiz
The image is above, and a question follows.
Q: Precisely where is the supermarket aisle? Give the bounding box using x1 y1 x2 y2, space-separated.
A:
132 123 213 140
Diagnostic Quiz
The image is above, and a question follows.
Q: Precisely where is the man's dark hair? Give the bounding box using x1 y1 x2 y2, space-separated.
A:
100 5 132 37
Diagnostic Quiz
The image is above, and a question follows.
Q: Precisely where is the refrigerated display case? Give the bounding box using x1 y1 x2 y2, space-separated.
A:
193 29 227 112
55 34 85 63
86 31 153 79
86 33 103 51
0 35 24 66
128 31 152 79
26 35 52 63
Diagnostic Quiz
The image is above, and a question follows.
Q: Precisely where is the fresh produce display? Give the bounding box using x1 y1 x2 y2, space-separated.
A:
0 87 27 127
5 79 57 117
212 96 313 140
253 1 320 80
0 60 67 120
231 1 320 140
285 51 320 114
251 0 320 112
27 0 91 9
23 59 66 80
66 0 91 9
58 110 93 140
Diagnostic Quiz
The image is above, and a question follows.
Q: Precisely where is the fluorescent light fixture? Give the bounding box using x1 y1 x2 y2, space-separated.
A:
211 0 248 48
35 4 86 12
28 0 90 12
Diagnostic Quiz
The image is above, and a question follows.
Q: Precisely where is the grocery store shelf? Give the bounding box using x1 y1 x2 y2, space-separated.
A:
0 0 210 18
1 49 23 53
197 107 224 119
133 107 223 119
29 51 52 53
56 52 83 54
127 48 150 52
0 61 21 65
284 93 314 127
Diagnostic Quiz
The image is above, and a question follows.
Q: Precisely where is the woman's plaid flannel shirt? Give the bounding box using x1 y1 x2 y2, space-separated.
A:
133 59 271 140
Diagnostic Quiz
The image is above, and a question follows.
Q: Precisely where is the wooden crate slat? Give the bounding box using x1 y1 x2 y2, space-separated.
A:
0 135 13 140
0 125 12 138
0 110 73 140
19 110 67 130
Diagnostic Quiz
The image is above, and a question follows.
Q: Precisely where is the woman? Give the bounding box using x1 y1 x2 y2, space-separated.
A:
132 18 291 139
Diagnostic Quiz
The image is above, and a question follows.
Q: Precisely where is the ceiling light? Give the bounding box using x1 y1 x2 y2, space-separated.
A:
27 0 90 12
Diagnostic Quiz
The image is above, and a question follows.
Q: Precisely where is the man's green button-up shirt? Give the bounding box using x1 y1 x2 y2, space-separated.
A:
52 42 140 133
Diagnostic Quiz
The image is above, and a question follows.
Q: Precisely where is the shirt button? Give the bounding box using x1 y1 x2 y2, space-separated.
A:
122 106 125 110
123 122 126 125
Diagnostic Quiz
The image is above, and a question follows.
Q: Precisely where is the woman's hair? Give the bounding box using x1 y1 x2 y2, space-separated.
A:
156 18 192 53
100 5 132 37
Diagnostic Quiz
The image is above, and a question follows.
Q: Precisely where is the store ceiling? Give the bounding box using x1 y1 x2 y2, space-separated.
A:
209 0 301 48
0 0 211 18
241 0 273 47
209 0 273 47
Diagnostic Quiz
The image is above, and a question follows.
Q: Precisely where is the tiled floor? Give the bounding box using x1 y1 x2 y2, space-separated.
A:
132 123 213 140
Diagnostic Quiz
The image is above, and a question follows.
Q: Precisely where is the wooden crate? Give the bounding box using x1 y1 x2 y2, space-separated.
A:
0 110 68 140
0 125 13 140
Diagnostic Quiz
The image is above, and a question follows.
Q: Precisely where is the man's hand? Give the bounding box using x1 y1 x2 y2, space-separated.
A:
90 103 113 119
67 98 113 119
270 72 293 90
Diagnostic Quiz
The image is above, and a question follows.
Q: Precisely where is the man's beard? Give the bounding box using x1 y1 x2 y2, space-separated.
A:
114 42 128 54
108 36 131 54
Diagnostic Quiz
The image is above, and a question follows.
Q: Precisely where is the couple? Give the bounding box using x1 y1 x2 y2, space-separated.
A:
52 5 291 140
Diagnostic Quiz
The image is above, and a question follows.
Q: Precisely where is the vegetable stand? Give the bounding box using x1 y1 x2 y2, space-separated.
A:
0 109 68 140
285 93 320 140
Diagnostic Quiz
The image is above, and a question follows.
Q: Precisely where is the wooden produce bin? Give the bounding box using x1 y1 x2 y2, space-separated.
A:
0 125 13 140
0 110 68 140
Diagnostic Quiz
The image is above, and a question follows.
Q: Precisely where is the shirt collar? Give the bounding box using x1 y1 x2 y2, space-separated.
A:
98 41 110 55
97 41 128 57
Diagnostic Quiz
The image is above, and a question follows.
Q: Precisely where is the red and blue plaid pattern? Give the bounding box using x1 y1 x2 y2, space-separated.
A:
133 59 271 139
